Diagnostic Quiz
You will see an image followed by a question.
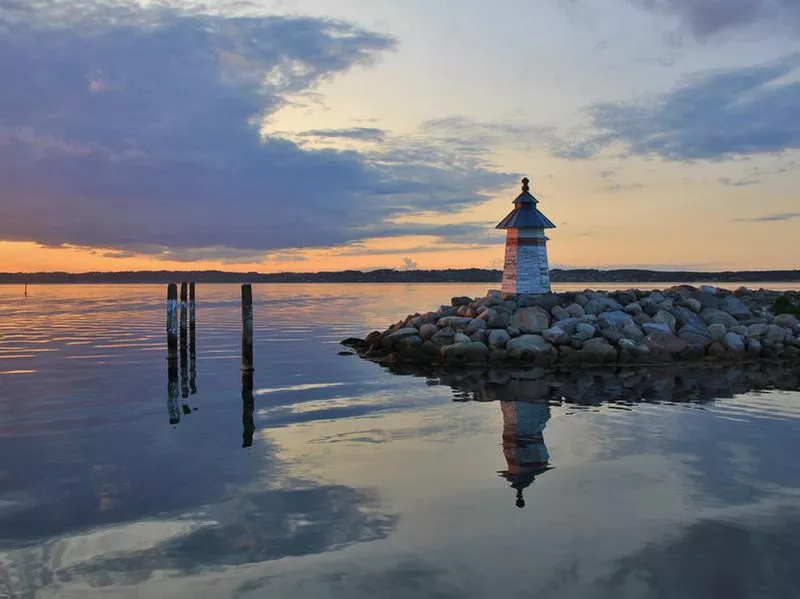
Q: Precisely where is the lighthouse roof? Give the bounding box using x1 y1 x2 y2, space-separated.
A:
496 177 556 230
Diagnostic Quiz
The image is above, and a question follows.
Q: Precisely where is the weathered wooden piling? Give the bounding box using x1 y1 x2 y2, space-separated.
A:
241 283 254 372
167 349 180 425
241 369 255 448
167 283 178 360
189 282 197 394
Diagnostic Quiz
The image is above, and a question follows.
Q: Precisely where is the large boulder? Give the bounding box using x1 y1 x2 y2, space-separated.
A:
708 323 727 343
621 321 645 342
644 332 688 356
694 291 721 309
465 318 487 336
565 303 586 317
486 310 511 329
419 323 439 341
598 310 634 329
584 297 624 315
437 316 474 330
582 337 618 362
451 296 473 307
506 335 558 361
746 323 769 338
574 322 597 341
642 322 671 335
678 325 712 348
380 327 420 349
441 341 489 362
624 302 643 315
542 326 568 345
431 327 456 347
775 314 799 331
723 331 745 353
720 296 752 319
511 306 551 334
701 309 739 328
653 310 677 333
765 324 791 346
487 328 511 349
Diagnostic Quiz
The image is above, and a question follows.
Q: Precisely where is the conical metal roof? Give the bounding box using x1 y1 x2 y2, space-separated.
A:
496 177 556 230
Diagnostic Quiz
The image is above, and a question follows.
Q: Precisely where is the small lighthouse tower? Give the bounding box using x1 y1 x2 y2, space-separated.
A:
496 177 556 295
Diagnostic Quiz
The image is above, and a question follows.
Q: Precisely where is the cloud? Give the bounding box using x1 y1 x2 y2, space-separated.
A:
630 0 800 38
555 53 800 161
297 127 387 141
400 257 419 270
730 212 800 222
719 177 760 187
0 1 512 261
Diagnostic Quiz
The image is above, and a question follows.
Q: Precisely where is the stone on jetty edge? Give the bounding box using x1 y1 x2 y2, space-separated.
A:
342 286 800 367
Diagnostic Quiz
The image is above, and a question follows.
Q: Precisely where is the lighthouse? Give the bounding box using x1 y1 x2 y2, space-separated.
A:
496 177 556 295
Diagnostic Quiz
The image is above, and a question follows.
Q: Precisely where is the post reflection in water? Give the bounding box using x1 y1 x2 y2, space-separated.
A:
189 295 197 395
242 369 255 448
167 355 180 425
499 400 552 508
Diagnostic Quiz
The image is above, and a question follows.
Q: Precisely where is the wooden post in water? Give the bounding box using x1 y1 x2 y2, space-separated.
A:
167 283 178 361
189 282 197 395
242 369 255 448
241 284 254 372
179 283 189 399
167 354 180 424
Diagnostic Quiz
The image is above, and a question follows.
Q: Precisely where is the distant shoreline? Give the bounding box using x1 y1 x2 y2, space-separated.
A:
1 268 799 285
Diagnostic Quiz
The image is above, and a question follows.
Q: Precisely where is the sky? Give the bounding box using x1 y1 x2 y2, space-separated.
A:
1 0 799 273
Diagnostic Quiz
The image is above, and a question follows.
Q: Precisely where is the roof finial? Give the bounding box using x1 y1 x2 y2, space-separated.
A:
521 177 530 192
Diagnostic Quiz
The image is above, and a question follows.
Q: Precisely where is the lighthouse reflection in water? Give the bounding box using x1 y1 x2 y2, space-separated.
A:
498 401 552 508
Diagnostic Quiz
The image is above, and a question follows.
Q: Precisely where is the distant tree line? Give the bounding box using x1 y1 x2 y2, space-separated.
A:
1 268 799 284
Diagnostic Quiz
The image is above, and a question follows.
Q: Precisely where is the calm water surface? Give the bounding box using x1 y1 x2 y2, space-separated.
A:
1 283 799 598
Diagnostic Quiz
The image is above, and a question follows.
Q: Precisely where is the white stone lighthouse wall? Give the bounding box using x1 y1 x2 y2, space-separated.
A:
501 229 551 294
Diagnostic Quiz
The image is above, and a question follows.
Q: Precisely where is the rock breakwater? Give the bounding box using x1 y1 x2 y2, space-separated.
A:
342 286 800 367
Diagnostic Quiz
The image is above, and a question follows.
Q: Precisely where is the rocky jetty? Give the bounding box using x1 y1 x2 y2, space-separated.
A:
342 286 800 367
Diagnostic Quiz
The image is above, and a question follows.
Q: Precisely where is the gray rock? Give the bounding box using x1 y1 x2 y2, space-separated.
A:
395 335 423 355
624 302 643 315
708 323 727 343
506 335 557 360
619 338 637 351
431 327 456 347
575 293 589 307
451 296 473 307
486 310 510 329
575 322 597 341
487 329 510 349
730 325 747 336
510 306 551 334
699 285 717 294
680 297 703 313
454 333 471 344
621 321 645 342
465 318 487 336
746 323 769 338
598 310 634 329
470 330 487 344
694 291 721 310
701 309 739 328
381 327 420 349
678 325 712 348
642 322 671 335
775 314 799 331
542 326 568 344
720 297 752 319
551 317 589 335
584 297 624 315
582 337 618 362
507 326 521 338
723 332 745 352
765 324 791 345
419 323 438 341
565 303 586 317
644 332 688 355
654 310 677 333
445 341 489 362
634 312 653 325
746 338 762 356
437 316 473 330
407 315 423 328
551 306 570 321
